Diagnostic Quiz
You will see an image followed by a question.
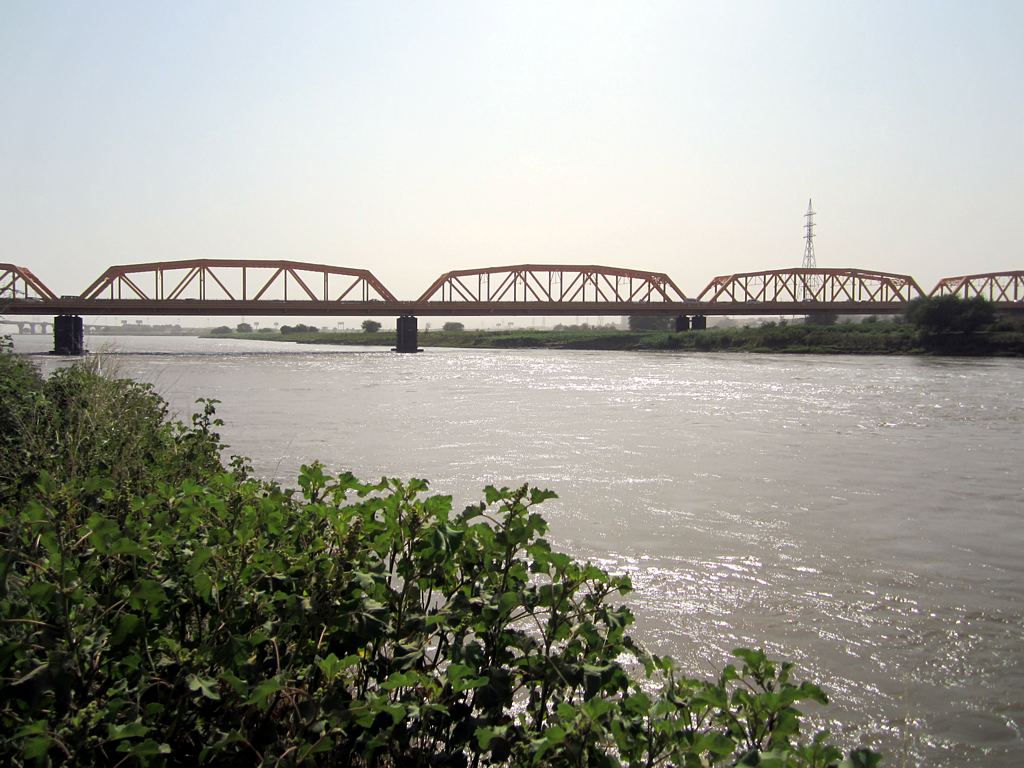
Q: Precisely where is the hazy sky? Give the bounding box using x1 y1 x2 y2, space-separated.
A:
2 1 1022 301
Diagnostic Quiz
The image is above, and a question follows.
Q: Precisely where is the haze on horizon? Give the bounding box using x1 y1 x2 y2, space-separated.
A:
2 1 1022 302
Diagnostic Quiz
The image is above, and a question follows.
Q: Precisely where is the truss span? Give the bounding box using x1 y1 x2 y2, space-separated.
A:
417 264 688 304
930 271 1024 303
80 259 397 302
697 268 923 304
0 263 57 301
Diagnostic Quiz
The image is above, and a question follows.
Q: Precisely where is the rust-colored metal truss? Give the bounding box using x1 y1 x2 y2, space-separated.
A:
929 271 1024 303
417 264 688 303
697 268 923 304
0 263 57 301
80 259 397 302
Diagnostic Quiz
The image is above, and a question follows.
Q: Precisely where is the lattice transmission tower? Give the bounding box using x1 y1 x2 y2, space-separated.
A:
801 198 820 299
802 198 816 269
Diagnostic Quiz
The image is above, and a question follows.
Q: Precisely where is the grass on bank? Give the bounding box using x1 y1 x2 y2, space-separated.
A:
208 318 1024 356
0 340 880 767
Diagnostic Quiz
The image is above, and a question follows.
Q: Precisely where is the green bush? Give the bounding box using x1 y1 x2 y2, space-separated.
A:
281 324 320 335
0 357 879 767
905 295 996 334
0 345 46 501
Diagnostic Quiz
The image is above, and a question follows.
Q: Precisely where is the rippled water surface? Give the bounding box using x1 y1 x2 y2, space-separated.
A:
17 334 1024 765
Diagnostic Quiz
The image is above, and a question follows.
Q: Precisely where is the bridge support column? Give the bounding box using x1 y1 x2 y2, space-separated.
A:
392 315 422 353
53 315 85 355
674 315 691 332
691 314 707 330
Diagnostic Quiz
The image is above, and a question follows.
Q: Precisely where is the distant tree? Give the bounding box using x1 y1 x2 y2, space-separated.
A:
236 322 253 333
442 321 465 332
210 326 232 335
280 324 319 335
361 319 382 333
628 315 671 331
258 327 274 334
906 295 995 334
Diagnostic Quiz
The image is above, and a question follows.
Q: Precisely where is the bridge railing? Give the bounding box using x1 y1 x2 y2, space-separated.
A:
79 259 397 303
0 264 58 301
416 264 688 304
930 271 1024 303
697 268 924 304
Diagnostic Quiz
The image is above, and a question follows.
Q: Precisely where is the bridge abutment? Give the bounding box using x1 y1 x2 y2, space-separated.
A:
393 315 422 353
691 314 707 330
52 315 85 355
674 315 690 331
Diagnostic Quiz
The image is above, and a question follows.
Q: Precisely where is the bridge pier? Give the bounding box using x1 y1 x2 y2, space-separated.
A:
392 315 422 353
52 315 85 355
673 314 707 331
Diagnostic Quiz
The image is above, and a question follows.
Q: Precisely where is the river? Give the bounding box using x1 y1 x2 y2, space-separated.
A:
11 333 1024 765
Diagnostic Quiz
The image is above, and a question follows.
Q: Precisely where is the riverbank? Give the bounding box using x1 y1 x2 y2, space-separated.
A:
207 322 1024 355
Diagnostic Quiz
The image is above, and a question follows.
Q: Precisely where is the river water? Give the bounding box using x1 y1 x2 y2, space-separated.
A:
12 334 1024 765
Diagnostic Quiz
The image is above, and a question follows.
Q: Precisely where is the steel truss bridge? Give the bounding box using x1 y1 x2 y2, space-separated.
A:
5 260 1022 318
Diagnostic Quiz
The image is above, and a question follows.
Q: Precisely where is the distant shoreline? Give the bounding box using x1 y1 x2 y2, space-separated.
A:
204 325 1024 356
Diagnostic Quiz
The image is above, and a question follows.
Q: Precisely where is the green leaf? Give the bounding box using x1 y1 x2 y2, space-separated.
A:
111 613 141 646
187 674 221 700
129 579 166 610
23 735 53 761
107 721 150 741
192 570 214 601
476 725 507 751
543 725 566 745
246 677 283 707
318 653 360 681
381 671 419 690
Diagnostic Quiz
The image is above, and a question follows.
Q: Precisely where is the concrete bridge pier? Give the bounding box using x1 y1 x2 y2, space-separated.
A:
674 314 707 331
392 315 422 353
53 315 85 355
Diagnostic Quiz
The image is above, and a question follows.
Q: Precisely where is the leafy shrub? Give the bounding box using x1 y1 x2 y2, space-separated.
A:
281 324 320 335
0 360 879 766
905 295 995 334
0 348 46 502
0 357 224 508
